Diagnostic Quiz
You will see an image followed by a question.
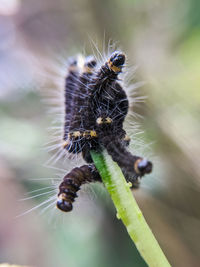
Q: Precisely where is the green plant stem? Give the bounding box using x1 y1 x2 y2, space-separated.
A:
91 151 171 267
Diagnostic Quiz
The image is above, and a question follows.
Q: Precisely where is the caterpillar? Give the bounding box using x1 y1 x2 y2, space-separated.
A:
56 51 153 212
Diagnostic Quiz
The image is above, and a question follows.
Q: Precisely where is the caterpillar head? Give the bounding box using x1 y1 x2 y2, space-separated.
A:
56 195 73 212
108 51 125 73
135 158 152 176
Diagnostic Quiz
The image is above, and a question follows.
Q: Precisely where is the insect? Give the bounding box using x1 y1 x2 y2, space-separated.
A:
56 51 153 212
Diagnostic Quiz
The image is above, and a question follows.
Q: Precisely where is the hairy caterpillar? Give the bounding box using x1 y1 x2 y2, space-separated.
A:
56 51 153 212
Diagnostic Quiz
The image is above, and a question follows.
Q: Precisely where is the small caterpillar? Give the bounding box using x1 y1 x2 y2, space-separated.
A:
56 51 153 212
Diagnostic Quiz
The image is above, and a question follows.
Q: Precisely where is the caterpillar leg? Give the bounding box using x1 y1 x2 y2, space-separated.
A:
56 164 101 212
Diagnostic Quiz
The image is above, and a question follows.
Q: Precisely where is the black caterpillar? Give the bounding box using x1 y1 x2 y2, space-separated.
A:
56 51 153 212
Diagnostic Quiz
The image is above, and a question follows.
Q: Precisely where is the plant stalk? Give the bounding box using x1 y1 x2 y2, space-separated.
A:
91 151 171 267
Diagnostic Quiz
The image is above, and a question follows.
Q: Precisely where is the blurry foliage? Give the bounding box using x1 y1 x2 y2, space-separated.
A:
0 0 200 267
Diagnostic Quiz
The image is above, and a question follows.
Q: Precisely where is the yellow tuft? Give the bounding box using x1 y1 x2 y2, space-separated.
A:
63 140 70 148
58 193 68 201
96 117 103 124
90 130 97 137
107 59 121 73
83 66 93 74
105 117 112 124
123 135 130 141
72 131 82 137
68 65 78 72
83 131 89 137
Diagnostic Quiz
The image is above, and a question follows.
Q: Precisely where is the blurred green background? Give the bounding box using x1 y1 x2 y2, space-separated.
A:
0 0 200 266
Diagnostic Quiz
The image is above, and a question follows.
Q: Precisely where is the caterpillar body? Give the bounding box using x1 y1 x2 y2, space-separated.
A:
56 51 152 212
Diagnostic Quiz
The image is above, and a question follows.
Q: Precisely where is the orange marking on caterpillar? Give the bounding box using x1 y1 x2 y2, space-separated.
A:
107 59 121 73
134 158 143 174
96 117 103 124
123 135 130 142
90 130 97 137
83 130 97 138
63 140 70 148
105 117 112 124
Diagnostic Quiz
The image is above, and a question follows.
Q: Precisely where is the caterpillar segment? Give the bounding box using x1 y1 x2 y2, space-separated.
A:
63 55 97 155
56 164 101 212
63 57 80 140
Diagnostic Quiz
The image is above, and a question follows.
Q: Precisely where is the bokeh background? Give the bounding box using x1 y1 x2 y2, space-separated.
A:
0 0 200 266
